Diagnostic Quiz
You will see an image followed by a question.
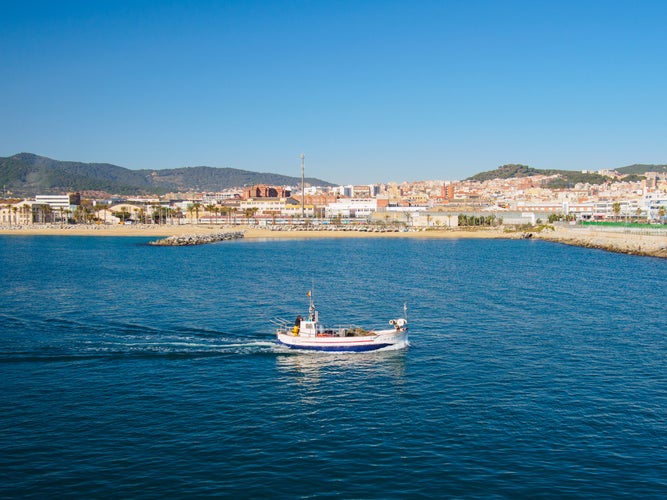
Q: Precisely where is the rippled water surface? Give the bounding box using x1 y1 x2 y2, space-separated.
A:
1 235 666 498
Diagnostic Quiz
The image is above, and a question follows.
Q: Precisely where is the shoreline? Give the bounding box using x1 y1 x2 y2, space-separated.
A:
1 223 665 258
0 223 515 239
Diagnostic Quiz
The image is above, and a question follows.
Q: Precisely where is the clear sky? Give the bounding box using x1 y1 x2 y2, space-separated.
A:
1 0 666 184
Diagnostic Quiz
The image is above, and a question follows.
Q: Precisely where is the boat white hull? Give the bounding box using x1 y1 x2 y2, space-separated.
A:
276 328 408 352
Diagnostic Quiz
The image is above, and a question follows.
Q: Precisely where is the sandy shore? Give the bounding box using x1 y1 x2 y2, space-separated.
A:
0 223 509 239
1 223 666 258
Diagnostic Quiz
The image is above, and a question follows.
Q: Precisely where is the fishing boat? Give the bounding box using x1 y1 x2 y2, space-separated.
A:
275 292 409 352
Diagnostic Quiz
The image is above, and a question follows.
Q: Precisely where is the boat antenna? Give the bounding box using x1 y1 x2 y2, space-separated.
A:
404 302 408 322
308 290 315 321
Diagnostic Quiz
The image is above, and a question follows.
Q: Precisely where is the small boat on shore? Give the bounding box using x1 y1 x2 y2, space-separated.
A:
275 293 409 352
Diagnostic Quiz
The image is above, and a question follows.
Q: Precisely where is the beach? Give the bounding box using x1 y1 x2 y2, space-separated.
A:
0 223 510 239
1 223 665 258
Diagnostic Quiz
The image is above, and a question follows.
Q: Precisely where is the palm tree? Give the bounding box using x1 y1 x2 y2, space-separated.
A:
244 207 258 225
3 203 10 226
220 205 236 224
41 204 52 223
192 202 202 224
80 205 93 224
612 202 621 221
150 203 159 224
205 204 215 224
93 203 104 224
219 205 231 224
74 206 85 224
173 207 184 224
21 204 31 225
165 207 175 225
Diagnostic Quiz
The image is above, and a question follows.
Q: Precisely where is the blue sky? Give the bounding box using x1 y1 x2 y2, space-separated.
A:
1 0 666 184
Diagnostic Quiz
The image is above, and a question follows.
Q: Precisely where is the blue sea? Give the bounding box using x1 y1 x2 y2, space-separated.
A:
1 235 666 498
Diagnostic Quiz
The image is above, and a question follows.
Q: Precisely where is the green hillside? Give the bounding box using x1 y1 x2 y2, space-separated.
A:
616 164 667 175
467 164 613 187
0 153 334 196
466 164 545 181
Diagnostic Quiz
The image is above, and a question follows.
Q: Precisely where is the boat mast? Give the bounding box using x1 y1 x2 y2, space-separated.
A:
308 282 318 322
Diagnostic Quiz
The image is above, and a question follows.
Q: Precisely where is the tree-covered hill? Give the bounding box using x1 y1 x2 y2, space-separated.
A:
616 164 667 175
466 164 546 181
0 153 334 196
467 164 613 187
468 163 667 186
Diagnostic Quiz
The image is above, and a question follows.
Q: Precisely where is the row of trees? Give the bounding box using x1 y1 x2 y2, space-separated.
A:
2 200 264 226
3 203 77 226
111 203 261 225
547 213 577 223
457 214 502 227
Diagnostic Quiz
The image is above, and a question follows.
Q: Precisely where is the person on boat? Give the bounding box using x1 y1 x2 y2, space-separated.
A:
292 315 303 335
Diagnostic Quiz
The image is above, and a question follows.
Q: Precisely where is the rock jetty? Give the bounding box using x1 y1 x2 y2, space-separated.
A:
149 231 244 246
533 226 667 259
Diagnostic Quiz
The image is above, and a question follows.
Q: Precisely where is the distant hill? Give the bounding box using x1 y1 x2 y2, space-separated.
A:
616 164 667 175
466 164 546 181
467 164 616 188
0 153 334 196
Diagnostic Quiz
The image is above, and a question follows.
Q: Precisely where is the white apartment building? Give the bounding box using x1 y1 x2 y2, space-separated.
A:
515 201 595 219
35 194 80 211
239 198 290 214
644 194 667 221
325 198 377 219
593 200 644 219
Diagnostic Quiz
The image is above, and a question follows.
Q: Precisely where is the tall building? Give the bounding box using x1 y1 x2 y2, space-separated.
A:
441 183 455 200
35 193 80 210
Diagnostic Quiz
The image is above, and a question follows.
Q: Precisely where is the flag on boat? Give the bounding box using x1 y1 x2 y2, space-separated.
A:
307 291 311 297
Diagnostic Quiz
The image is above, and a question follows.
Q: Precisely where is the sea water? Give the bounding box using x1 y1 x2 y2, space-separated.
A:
1 235 666 498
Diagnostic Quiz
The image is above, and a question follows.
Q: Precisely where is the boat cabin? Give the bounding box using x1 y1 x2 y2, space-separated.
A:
298 319 320 337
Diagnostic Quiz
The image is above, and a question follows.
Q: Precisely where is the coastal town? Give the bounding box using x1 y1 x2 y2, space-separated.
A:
2 168 667 229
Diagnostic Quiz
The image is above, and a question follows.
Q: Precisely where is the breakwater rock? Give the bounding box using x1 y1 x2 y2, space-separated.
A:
149 231 244 246
534 228 667 259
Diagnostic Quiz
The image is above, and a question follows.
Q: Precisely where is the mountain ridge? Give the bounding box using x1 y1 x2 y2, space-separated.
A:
2 153 664 197
0 153 334 196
